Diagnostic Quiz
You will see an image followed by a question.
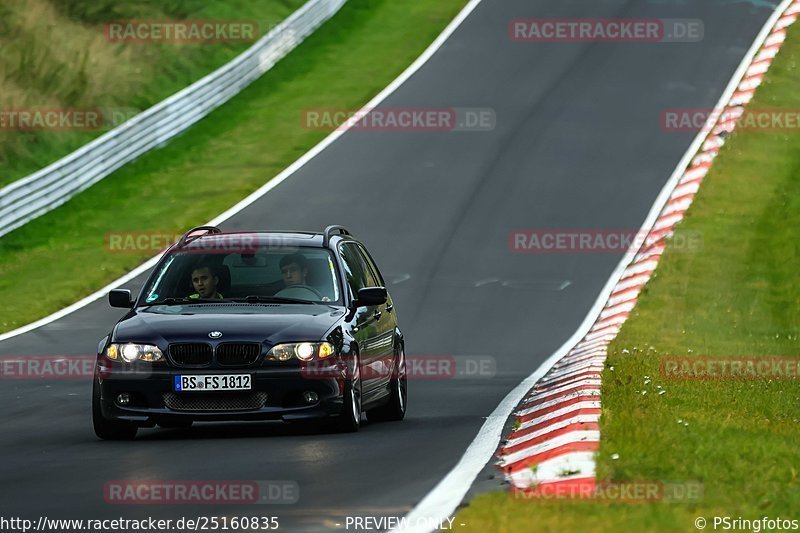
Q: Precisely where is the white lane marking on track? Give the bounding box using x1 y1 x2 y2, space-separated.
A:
394 1 797 530
389 273 412 285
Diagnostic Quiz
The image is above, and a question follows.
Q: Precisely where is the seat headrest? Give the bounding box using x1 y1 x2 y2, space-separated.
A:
215 265 231 293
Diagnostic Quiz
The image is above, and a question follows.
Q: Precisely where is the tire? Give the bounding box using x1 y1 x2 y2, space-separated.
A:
366 347 407 423
92 379 138 440
333 353 362 433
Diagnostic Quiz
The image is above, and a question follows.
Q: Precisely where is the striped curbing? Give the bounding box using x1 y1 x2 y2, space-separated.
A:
497 0 800 493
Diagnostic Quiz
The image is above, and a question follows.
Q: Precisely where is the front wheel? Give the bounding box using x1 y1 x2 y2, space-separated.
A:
92 379 138 440
333 354 362 433
367 347 407 422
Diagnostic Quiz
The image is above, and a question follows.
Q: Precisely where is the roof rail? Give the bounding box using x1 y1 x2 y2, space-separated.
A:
323 225 352 247
178 225 222 247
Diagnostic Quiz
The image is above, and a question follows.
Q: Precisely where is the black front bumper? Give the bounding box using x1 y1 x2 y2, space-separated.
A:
96 362 346 426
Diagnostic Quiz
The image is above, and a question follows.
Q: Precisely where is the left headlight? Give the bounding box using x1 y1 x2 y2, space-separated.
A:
265 342 335 362
105 343 165 363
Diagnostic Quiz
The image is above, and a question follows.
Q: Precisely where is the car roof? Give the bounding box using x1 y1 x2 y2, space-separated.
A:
176 230 355 251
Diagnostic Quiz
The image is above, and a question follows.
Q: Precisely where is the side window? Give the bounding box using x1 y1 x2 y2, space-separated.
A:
357 245 385 287
354 247 379 289
339 244 371 297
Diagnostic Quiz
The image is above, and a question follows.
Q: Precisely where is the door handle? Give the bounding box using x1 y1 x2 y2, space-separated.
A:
385 304 393 313
374 311 382 321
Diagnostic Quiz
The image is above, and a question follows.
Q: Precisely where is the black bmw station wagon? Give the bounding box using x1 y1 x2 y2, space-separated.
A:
92 226 406 439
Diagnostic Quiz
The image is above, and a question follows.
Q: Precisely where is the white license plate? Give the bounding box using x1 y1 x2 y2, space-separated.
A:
174 374 251 392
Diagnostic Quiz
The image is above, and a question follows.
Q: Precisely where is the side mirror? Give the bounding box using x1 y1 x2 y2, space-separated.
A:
109 289 134 308
355 287 387 307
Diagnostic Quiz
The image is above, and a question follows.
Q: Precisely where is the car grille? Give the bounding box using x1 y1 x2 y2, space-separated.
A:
169 343 213 366
163 392 268 411
216 343 261 366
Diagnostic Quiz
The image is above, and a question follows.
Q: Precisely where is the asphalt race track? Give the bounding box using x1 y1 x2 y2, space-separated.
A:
0 0 776 530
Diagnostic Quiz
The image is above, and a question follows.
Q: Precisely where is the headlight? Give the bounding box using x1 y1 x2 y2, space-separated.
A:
105 343 164 363
265 342 335 362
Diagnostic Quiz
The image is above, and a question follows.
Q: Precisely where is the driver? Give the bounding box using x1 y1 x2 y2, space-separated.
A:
279 253 308 287
189 264 224 299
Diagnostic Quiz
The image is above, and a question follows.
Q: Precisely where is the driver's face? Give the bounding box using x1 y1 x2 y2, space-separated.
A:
191 268 218 298
281 263 306 286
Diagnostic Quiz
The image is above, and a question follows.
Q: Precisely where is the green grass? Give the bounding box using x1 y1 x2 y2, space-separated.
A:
457 19 800 533
0 0 304 187
0 0 468 332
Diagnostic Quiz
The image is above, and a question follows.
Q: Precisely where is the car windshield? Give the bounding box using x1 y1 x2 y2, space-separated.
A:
140 245 342 305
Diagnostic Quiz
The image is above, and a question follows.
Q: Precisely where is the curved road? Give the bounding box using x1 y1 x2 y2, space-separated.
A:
0 0 775 530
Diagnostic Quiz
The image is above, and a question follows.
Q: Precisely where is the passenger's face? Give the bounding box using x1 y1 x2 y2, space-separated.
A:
192 268 218 298
281 263 306 286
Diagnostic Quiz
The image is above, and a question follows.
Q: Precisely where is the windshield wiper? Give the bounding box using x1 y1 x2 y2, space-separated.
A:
233 295 316 305
142 297 231 306
142 295 317 307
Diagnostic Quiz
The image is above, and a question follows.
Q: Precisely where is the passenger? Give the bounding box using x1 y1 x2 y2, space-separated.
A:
189 264 224 299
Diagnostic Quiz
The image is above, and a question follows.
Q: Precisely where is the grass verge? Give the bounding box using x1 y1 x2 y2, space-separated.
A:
456 18 800 533
0 0 468 333
0 0 304 187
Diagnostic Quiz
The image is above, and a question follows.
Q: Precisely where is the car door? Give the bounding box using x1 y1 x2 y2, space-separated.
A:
338 243 382 398
354 243 396 395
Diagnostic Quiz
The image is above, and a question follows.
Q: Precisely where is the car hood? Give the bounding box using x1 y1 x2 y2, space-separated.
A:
113 304 344 347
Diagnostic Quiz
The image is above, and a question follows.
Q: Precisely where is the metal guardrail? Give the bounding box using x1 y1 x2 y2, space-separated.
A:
0 0 346 238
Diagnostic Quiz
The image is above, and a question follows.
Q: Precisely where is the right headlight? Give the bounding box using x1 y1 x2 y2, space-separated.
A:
265 342 334 362
105 343 164 363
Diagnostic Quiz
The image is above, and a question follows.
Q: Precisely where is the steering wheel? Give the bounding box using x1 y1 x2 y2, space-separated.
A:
274 284 325 300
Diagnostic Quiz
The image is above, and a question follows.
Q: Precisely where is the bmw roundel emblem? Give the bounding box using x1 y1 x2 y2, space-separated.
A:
208 330 222 339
